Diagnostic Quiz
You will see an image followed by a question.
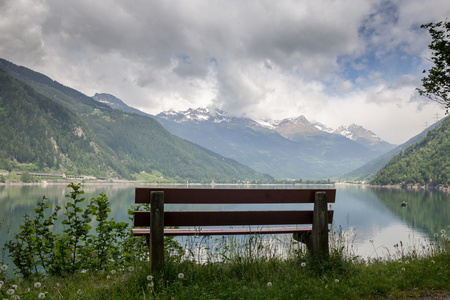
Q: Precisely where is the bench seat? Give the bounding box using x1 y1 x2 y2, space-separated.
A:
132 225 312 236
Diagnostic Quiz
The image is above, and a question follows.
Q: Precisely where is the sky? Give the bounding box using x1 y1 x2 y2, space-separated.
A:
1 0 449 144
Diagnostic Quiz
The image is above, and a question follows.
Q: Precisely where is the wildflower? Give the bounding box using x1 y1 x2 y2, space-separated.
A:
267 282 272 287
12 284 18 289
148 282 154 288
178 273 184 279
405 260 409 264
401 268 406 272
128 266 134 272
106 275 110 280
38 292 46 299
6 289 15 295
0 265 7 271
335 279 339 283
110 270 116 275
301 262 306 268
441 234 447 238
147 275 153 281
434 233 439 237
34 282 42 288
441 229 446 234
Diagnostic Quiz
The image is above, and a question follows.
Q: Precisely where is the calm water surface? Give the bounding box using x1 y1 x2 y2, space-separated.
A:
0 183 449 269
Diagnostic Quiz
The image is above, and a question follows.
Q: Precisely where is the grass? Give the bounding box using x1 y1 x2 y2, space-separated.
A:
1 229 449 299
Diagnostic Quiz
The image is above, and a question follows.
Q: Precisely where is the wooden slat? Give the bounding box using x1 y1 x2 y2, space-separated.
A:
135 188 336 204
132 226 313 236
134 210 334 227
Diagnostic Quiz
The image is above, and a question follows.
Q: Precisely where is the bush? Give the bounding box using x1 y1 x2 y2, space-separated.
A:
3 183 180 277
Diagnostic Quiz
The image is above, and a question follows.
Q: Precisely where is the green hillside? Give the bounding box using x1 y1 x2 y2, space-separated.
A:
0 59 271 182
370 116 449 187
0 68 128 177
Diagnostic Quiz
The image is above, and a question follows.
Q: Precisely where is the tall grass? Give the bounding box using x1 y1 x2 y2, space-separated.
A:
1 226 449 299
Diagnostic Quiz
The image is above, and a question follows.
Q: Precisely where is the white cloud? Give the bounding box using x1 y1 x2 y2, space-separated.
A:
0 0 449 144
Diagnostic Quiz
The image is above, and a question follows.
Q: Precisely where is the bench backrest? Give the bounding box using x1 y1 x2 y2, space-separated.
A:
134 188 336 228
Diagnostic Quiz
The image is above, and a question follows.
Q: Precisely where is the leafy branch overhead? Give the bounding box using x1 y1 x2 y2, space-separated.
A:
418 21 450 114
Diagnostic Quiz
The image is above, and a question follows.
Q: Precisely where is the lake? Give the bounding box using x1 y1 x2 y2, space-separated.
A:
0 183 449 271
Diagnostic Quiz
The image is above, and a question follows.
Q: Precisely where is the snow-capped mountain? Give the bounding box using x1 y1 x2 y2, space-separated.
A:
155 107 396 179
92 93 151 117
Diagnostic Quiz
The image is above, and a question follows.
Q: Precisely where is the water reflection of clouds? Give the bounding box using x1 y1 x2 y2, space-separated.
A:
349 223 430 259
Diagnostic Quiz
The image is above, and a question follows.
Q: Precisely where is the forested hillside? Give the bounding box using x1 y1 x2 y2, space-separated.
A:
371 116 449 186
0 68 127 177
0 59 270 182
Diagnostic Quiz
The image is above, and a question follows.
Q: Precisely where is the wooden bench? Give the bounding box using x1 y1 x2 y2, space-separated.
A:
132 188 336 272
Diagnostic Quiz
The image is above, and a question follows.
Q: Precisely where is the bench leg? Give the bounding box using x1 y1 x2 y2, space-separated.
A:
292 192 329 258
150 191 165 273
293 232 312 251
311 191 329 258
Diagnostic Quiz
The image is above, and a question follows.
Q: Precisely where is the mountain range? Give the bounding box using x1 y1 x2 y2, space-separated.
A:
152 107 395 179
0 58 270 182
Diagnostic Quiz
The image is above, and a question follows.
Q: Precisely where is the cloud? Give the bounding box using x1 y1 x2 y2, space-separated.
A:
0 0 449 144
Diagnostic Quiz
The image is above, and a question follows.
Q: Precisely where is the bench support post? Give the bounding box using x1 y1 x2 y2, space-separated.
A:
311 191 329 258
150 191 164 273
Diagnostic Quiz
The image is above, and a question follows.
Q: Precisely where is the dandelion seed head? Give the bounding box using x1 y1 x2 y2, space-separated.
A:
106 275 110 279
38 292 46 299
178 273 184 279
147 275 153 281
335 279 339 283
431 260 436 264
34 282 42 288
267 282 272 287
405 260 409 264
434 233 439 237
301 262 306 267
110 270 116 275
441 229 446 234
401 268 406 271
0 265 7 271
148 282 154 287
12 285 18 289
6 289 15 295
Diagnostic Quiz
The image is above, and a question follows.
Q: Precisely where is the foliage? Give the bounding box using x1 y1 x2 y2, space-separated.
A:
3 183 182 278
371 116 449 186
1 227 449 299
417 21 450 114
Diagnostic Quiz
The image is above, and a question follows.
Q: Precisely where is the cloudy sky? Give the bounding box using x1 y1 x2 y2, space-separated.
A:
1 0 449 144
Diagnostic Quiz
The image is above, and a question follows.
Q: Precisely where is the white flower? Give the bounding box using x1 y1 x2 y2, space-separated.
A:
301 262 306 268
178 273 184 279
147 275 153 281
38 292 46 299
267 282 272 287
335 279 339 283
110 270 116 275
106 275 110 280
434 233 439 237
148 282 154 287
405 260 409 264
0 265 7 271
441 229 446 234
34 282 42 288
128 266 134 272
6 289 15 295
401 268 406 272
